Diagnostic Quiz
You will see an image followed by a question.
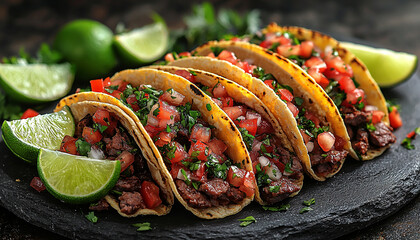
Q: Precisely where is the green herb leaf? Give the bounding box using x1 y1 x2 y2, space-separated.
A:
206 103 212 111
269 185 280 193
239 216 256 227
303 198 315 206
75 139 91 157
401 137 415 150
132 222 152 231
262 204 290 212
366 123 376 131
85 211 98 223
294 97 304 106
299 206 313 214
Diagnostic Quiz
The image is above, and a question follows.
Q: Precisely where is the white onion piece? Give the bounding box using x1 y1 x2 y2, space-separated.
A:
147 104 160 126
258 156 270 167
252 141 262 152
88 146 105 160
246 111 261 126
266 164 282 181
364 105 378 112
306 141 314 152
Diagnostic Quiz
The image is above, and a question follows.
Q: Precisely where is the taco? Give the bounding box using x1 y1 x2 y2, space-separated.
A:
167 41 351 181
56 68 255 219
148 65 304 205
248 23 396 160
55 101 173 217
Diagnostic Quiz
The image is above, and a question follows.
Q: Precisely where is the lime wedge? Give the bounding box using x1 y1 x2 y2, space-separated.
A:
114 22 168 66
1 106 75 164
38 149 120 204
341 42 418 88
0 63 74 104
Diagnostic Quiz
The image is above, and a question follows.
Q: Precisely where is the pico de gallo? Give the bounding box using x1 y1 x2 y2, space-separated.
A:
248 31 397 158
59 108 163 215
166 49 349 177
173 69 303 204
89 78 255 208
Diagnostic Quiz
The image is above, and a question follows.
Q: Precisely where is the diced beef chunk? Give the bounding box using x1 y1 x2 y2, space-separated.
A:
261 177 301 205
353 128 369 155
119 192 145 214
75 114 92 138
176 180 212 208
104 128 134 156
226 187 246 203
324 150 348 164
344 110 369 127
114 176 141 192
89 198 109 211
198 179 229 198
369 122 396 147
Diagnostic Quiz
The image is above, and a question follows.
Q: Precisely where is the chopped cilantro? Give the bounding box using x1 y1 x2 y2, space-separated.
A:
269 185 280 193
75 139 91 157
166 125 172 133
366 123 376 131
205 155 231 179
284 161 293 174
262 204 290 212
299 206 313 214
206 103 212 111
239 127 255 150
189 70 197 76
132 222 152 231
85 211 98 223
294 97 304 106
238 216 256 227
303 198 315 206
401 138 415 150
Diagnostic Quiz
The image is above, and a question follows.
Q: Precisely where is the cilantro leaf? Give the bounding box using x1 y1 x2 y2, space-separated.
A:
238 216 256 227
85 211 98 223
132 222 152 231
262 204 290 212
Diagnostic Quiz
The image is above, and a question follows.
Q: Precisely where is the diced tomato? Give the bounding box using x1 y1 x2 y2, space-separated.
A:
174 69 196 83
103 77 111 87
104 113 118 136
188 140 210 161
276 35 292 45
220 97 234 107
286 101 299 117
144 124 164 139
223 106 246 120
207 52 216 58
277 45 300 57
178 52 192 58
60 135 78 155
277 88 294 102
227 166 246 187
90 79 105 93
307 68 330 89
217 50 237 65
212 83 228 98
159 89 185 106
82 127 102 144
345 88 365 105
108 89 122 99
169 141 189 163
317 132 336 152
304 57 327 72
239 171 255 197
257 118 274 134
93 109 111 127
304 111 321 128
117 81 129 92
371 110 385 124
389 106 403 129
154 138 168 148
126 94 140 111
407 131 416 139
264 80 275 89
157 100 178 120
164 53 175 62
299 41 314 58
236 61 252 74
30 177 46 192
325 56 353 77
190 124 211 143
170 163 183 179
207 139 228 156
194 162 207 180
323 68 344 82
116 151 135 173
238 118 258 136
272 159 286 173
155 131 175 147
260 40 273 49
21 108 39 119
262 143 274 153
211 98 223 108
140 181 162 209
299 129 312 144
338 76 356 93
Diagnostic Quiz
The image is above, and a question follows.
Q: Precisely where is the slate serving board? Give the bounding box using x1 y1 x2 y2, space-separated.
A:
0 73 419 240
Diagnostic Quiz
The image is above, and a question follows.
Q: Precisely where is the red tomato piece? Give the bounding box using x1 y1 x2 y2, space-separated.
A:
103 77 111 87
170 163 183 179
304 111 321 128
117 81 129 92
236 61 252 74
93 109 111 127
144 124 164 139
60 135 78 155
90 79 105 93
389 106 403 129
223 106 247 120
299 129 312 144
307 68 330 89
257 118 274 135
338 76 356 93
286 101 299 117
140 181 162 209
345 88 365 105
82 127 102 144
238 118 258 136
212 83 228 98
277 45 300 57
164 53 175 62
276 35 292 45
407 131 416 139
227 166 246 187
304 56 327 72
188 140 210 161
190 124 211 143
272 159 286 173
317 132 336 152
207 139 228 156
178 52 192 58
21 108 39 119
264 80 275 89
220 97 234 107
30 177 46 192
157 100 178 120
239 171 255 197
126 94 140 112
260 40 273 48
159 90 185 106
277 88 294 102
174 69 196 83
211 98 223 108
116 151 135 173
169 141 189 163
325 56 353 77
299 41 314 58
194 162 207 180
217 50 237 65
108 89 122 99
371 110 385 124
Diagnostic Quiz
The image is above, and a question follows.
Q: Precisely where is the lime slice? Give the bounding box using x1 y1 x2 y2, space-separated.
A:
1 106 75 164
114 22 168 66
341 42 418 88
38 149 121 204
0 63 74 104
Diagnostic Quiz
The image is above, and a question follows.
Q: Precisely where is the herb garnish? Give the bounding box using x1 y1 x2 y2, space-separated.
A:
300 198 315 214
238 216 256 227
239 127 255 150
75 139 91 156
262 204 290 212
85 211 98 223
132 222 152 231
206 103 212 111
401 127 420 150
299 207 313 214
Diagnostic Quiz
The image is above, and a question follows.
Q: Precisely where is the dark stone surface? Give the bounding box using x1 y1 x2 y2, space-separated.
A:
0 0 419 239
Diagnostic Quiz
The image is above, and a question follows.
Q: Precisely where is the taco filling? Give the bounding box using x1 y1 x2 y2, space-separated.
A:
101 80 255 208
247 31 396 157
174 69 303 204
59 108 163 215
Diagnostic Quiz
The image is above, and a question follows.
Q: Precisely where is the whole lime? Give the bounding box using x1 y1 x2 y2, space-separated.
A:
53 19 117 80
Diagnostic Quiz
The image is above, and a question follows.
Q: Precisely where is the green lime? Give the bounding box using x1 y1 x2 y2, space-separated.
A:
1 106 75 164
37 149 121 204
341 42 418 88
53 19 117 80
114 22 168 66
0 63 74 104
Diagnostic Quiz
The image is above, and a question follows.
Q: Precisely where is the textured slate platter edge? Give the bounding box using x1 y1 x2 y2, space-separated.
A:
0 74 419 240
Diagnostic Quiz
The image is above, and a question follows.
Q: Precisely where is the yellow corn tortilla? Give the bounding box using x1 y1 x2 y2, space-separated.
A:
262 24 391 160
147 65 304 205
59 101 173 217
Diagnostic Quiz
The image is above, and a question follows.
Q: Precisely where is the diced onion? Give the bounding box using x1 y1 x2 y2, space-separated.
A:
252 141 262 152
306 141 314 152
364 105 378 112
88 147 105 160
266 164 282 181
258 156 270 167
